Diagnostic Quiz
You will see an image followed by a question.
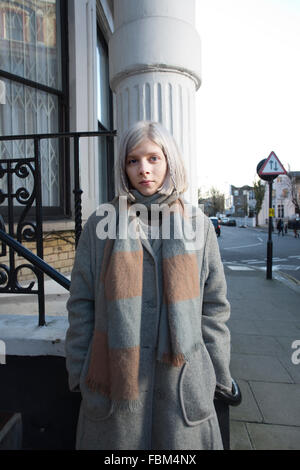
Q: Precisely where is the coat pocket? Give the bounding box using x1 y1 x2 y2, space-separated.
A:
79 343 114 421
179 345 216 426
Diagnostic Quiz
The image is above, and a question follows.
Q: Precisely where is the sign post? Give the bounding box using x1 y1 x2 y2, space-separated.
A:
257 152 287 280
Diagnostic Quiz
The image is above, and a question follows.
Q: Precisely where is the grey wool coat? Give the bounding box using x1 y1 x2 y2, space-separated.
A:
65 207 232 450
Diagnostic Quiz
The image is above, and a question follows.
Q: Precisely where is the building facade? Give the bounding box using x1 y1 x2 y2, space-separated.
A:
0 0 201 221
228 185 256 218
0 0 202 277
258 172 300 226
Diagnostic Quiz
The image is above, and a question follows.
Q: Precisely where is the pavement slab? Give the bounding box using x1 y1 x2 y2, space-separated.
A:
230 353 293 383
227 318 262 335
229 379 263 423
229 421 253 450
230 333 285 356
245 423 300 450
249 382 300 426
253 319 300 337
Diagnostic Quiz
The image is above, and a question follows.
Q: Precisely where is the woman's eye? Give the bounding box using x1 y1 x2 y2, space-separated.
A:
127 158 136 164
150 156 158 161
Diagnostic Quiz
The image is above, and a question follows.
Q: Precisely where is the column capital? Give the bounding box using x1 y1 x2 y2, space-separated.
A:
109 14 201 92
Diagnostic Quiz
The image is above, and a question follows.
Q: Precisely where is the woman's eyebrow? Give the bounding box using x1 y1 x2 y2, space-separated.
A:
126 153 139 158
127 152 160 158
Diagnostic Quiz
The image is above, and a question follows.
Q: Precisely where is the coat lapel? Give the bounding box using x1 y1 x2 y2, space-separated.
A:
139 229 161 260
151 236 162 254
140 236 156 260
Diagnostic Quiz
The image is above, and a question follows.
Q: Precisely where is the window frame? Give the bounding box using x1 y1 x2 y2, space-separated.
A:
96 26 114 202
0 0 70 220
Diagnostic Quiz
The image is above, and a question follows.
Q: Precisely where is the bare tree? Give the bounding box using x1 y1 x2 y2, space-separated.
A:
197 187 225 216
209 187 225 216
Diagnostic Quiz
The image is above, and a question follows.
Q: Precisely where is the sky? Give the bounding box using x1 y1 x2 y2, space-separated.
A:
195 0 300 196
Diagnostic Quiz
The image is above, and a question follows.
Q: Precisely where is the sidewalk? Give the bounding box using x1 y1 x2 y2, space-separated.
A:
246 224 298 239
225 266 300 450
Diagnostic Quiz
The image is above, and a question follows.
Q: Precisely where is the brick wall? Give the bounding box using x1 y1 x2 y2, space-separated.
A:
0 231 75 282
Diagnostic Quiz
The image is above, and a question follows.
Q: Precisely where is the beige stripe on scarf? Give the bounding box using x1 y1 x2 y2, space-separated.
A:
163 253 200 303
104 249 143 301
86 243 143 402
86 329 141 401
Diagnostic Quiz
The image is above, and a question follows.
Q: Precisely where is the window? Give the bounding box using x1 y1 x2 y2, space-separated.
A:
277 204 284 218
96 28 113 204
5 11 23 41
0 0 69 216
97 34 111 130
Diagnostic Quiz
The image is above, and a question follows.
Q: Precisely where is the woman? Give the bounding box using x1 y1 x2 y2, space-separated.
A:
65 121 233 450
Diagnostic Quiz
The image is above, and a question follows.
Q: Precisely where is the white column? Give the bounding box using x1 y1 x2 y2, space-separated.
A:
109 0 201 205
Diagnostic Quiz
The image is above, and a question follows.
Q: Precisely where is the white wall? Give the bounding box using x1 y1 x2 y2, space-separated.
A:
258 176 297 225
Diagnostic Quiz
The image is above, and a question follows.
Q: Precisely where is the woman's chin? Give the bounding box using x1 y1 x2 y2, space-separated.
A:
137 185 157 196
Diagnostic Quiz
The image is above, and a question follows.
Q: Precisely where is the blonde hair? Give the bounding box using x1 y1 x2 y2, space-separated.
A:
114 121 188 199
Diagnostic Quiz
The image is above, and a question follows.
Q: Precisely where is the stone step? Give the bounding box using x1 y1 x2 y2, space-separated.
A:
0 276 70 316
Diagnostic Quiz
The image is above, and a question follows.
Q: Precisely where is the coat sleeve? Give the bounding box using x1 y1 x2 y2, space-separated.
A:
201 221 232 393
65 218 95 392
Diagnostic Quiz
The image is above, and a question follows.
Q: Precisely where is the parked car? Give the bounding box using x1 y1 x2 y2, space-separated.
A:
221 218 236 226
209 217 221 237
226 219 236 226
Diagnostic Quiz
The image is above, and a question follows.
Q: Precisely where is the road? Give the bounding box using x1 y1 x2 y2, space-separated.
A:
218 225 300 282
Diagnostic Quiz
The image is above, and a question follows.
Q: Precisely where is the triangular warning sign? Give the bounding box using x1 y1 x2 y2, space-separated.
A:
259 151 287 176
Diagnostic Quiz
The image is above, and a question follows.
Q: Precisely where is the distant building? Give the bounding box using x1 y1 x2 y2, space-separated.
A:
258 172 300 225
229 185 256 218
224 193 234 216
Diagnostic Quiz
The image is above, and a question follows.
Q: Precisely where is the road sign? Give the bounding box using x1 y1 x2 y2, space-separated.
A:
258 151 286 176
269 208 275 217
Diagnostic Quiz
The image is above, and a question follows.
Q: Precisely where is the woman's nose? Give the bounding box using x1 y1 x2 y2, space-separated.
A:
138 161 150 174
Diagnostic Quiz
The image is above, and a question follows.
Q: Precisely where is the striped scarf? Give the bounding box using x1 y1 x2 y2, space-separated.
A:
86 190 204 410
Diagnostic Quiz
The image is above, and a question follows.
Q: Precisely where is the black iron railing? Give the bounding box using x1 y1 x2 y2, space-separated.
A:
0 220 70 291
0 130 116 325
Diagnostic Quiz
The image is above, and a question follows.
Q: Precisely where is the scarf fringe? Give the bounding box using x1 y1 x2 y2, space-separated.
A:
85 376 110 397
111 398 143 413
86 377 143 412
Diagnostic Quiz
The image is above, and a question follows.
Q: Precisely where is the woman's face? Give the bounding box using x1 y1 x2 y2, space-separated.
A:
125 138 168 196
